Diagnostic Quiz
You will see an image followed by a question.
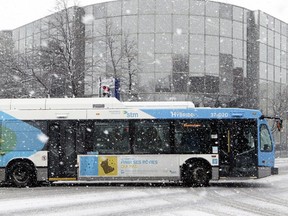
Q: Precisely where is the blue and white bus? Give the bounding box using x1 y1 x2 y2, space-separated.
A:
0 98 280 187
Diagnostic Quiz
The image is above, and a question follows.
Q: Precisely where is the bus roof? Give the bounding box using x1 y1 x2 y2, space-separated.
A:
123 101 195 109
0 97 125 110
0 98 195 110
0 98 263 121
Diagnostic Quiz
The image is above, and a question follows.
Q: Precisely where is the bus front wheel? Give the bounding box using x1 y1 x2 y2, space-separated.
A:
7 161 36 187
182 162 210 187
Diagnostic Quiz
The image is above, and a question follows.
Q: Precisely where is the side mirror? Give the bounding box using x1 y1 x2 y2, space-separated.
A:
276 119 283 132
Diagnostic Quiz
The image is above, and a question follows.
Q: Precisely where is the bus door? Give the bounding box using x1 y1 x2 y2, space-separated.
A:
257 120 275 178
48 121 77 180
219 120 257 177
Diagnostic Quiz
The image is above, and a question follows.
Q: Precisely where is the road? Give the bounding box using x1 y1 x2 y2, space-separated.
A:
0 158 287 216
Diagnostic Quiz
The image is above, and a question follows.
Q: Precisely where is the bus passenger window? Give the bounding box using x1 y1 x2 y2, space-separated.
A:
92 121 130 154
134 121 170 154
175 121 211 154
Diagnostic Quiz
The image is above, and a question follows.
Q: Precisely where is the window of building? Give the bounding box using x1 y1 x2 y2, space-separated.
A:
155 73 171 92
206 35 219 55
220 37 232 54
206 2 219 17
173 15 188 34
190 16 204 34
138 34 155 54
156 0 172 14
275 49 281 67
260 43 267 62
123 0 138 15
259 62 268 79
139 0 155 14
206 75 219 93
206 55 219 75
205 17 219 36
281 51 287 69
268 46 274 65
173 54 189 92
233 21 243 39
275 33 280 49
190 1 205 16
259 26 267 44
233 6 243 22
123 16 138 34
220 19 232 37
268 16 275 30
190 35 204 54
268 64 274 81
139 15 155 33
268 29 274 47
107 1 121 17
189 54 204 73
172 0 189 14
220 4 232 19
155 34 172 53
189 76 204 93
93 4 106 19
156 15 172 33
274 67 280 83
233 39 243 59
259 12 268 27
173 34 188 54
281 35 287 52
155 54 172 72
281 68 286 84
281 23 287 37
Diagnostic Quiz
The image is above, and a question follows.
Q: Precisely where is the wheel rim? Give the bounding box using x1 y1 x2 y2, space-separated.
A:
192 167 207 184
13 166 29 183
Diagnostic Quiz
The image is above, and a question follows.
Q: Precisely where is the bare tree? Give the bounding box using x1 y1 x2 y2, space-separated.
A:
39 0 86 97
122 33 140 100
0 0 87 98
102 19 123 79
0 31 29 97
97 20 141 100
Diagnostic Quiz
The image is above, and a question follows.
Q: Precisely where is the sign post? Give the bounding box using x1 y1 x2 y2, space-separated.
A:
98 77 120 100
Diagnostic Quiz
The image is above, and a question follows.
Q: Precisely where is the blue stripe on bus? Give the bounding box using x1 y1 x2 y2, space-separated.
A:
141 108 261 119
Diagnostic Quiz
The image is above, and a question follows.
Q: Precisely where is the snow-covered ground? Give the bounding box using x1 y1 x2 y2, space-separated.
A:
0 158 287 216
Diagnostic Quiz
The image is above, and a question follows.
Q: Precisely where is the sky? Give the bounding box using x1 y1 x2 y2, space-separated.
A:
0 0 287 30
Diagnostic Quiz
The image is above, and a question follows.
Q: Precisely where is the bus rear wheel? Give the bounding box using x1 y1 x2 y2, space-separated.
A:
7 161 36 187
183 162 210 187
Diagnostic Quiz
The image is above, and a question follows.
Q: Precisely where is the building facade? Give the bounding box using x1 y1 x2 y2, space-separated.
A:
6 0 288 148
10 0 288 106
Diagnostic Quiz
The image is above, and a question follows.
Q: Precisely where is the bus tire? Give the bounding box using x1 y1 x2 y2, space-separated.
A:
7 161 37 187
182 162 210 187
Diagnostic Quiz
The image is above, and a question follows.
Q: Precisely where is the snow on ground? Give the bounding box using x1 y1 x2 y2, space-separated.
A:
0 158 287 216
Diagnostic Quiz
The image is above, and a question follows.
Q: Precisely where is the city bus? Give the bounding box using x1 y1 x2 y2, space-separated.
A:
0 97 280 187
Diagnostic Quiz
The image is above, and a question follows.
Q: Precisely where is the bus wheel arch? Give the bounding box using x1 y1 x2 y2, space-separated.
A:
6 159 37 187
181 158 212 187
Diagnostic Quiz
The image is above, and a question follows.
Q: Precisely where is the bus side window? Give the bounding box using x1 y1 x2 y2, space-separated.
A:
91 121 130 154
260 124 273 152
174 121 211 154
134 121 170 154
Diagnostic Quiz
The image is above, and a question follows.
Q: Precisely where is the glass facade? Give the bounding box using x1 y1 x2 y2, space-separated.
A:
8 0 288 122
